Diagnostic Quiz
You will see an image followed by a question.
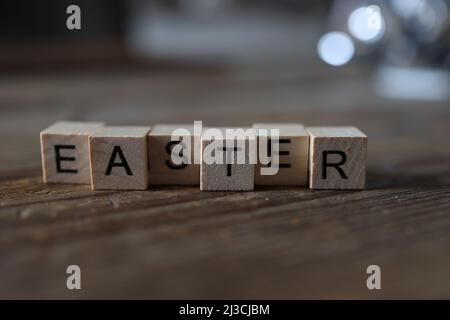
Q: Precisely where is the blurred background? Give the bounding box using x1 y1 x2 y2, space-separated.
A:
1 0 449 94
0 0 449 168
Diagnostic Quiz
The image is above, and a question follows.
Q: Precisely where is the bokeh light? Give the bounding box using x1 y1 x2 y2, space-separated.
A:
317 31 355 66
348 5 385 43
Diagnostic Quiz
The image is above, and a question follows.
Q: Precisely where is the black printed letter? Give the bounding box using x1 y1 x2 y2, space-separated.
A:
322 150 348 179
55 145 78 174
222 146 240 176
106 146 133 176
265 138 291 169
165 141 187 169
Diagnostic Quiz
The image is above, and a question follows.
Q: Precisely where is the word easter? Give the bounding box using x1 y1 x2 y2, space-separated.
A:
40 121 367 191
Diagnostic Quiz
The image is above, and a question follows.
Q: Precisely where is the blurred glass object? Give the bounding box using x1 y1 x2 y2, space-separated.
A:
375 65 450 101
314 0 450 102
317 31 355 66
178 0 230 16
391 0 448 42
128 0 322 64
385 37 417 66
390 0 424 18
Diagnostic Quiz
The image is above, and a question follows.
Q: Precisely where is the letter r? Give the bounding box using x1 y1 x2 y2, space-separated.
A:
322 150 348 179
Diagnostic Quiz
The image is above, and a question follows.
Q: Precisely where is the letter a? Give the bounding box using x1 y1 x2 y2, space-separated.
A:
66 265 81 290
106 146 133 176
366 265 381 290
66 5 81 30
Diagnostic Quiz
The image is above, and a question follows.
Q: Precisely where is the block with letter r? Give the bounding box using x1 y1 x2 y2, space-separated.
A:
307 127 367 190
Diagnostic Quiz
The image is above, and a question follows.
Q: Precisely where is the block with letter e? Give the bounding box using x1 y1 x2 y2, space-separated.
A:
40 121 104 184
253 123 309 186
89 126 151 190
307 127 367 190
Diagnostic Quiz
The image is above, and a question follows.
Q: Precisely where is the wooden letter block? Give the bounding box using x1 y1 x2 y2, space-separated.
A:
253 123 309 186
40 121 104 184
148 124 200 185
307 127 367 190
201 128 255 191
89 126 151 190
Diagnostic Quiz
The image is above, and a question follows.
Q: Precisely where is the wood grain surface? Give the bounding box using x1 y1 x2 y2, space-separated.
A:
0 64 449 299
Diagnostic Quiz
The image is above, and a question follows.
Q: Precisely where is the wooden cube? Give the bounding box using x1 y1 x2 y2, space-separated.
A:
148 124 200 185
89 126 151 190
307 127 367 190
40 121 104 184
253 123 309 186
201 128 255 191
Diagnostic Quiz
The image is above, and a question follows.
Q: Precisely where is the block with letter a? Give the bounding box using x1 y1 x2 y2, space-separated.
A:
89 126 151 190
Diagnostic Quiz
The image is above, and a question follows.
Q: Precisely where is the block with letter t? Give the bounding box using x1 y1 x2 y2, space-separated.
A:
201 128 256 191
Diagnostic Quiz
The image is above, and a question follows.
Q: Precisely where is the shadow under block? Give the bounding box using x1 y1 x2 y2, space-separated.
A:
307 127 367 190
148 124 200 185
89 126 151 190
40 121 104 184
253 123 309 186
200 129 255 191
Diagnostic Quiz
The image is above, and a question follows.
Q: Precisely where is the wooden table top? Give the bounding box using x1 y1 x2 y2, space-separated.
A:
0 65 449 299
